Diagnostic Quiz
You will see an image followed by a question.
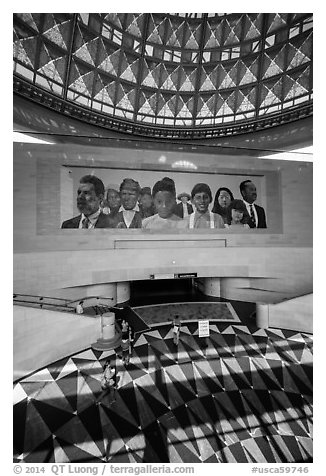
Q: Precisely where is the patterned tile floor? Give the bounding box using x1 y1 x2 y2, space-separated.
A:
133 302 240 325
14 321 313 463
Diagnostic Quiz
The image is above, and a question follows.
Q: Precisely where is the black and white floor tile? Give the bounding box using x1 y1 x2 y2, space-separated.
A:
14 321 313 463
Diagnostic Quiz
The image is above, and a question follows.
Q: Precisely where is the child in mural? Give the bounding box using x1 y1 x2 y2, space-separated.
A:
225 199 251 229
141 177 184 229
185 183 225 229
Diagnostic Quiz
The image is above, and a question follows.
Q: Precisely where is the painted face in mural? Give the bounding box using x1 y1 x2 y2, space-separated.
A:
120 187 139 210
154 191 176 219
107 190 121 211
192 192 211 214
231 208 244 224
218 190 232 208
77 183 102 216
242 182 257 204
139 193 153 209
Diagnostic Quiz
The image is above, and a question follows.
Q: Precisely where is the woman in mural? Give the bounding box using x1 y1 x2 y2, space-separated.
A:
138 187 155 219
211 187 234 224
102 188 121 216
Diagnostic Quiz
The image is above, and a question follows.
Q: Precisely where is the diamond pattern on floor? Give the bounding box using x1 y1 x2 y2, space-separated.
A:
14 323 313 463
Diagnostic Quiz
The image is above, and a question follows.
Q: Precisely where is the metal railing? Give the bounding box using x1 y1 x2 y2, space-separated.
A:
13 293 115 315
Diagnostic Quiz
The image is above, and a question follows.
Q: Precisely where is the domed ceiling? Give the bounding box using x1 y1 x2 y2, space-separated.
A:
13 13 313 139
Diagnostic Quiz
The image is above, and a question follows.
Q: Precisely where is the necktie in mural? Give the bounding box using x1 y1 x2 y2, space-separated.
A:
250 205 256 227
82 217 90 229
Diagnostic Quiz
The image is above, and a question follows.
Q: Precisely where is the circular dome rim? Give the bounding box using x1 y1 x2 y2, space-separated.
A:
13 12 313 137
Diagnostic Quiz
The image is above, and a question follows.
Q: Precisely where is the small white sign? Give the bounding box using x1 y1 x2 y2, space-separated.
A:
150 273 175 280
198 320 210 337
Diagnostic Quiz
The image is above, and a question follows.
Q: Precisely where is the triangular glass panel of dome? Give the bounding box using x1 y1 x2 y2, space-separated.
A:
98 50 120 76
120 65 137 83
37 43 53 69
289 47 310 69
94 87 113 105
229 61 241 82
220 72 236 89
205 31 220 48
43 24 68 50
147 23 163 44
106 81 117 102
185 23 201 49
244 17 261 40
51 56 66 82
185 31 199 49
151 65 162 86
157 103 174 118
14 37 36 67
93 73 105 97
179 79 195 92
81 70 95 95
237 95 255 113
161 75 177 91
263 59 283 79
177 103 192 118
154 93 165 113
166 28 181 47
139 99 155 115
39 60 64 84
239 65 257 85
42 13 57 33
274 45 286 68
104 14 123 30
299 32 312 57
142 71 158 88
74 44 95 66
260 90 278 107
98 57 116 75
17 13 39 32
224 24 240 45
200 75 216 91
285 82 308 100
175 21 186 44
217 102 234 116
126 17 142 37
296 66 310 89
167 94 177 112
267 13 287 34
205 21 223 48
197 104 211 118
70 76 88 94
117 94 133 111
146 92 158 111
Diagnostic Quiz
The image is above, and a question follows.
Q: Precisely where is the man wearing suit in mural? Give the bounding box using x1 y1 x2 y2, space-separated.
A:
61 175 114 229
239 180 267 229
110 178 143 229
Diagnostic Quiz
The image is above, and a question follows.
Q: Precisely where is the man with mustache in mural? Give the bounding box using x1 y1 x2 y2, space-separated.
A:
61 175 115 229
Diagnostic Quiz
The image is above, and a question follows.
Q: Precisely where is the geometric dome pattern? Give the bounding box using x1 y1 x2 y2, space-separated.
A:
13 13 312 132
13 321 312 463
